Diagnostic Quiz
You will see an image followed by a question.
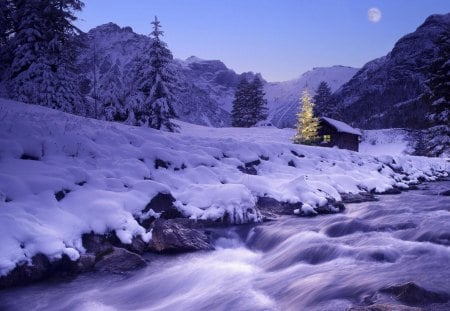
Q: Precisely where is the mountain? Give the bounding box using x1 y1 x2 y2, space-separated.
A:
77 23 258 127
265 66 358 127
332 13 450 130
77 23 357 128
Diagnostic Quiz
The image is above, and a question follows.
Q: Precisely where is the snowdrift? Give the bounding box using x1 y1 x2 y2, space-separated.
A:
0 99 448 276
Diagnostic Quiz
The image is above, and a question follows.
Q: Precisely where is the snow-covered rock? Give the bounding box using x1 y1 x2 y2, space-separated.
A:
0 98 448 277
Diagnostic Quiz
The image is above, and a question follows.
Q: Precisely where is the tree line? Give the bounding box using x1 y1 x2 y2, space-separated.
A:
0 1 178 131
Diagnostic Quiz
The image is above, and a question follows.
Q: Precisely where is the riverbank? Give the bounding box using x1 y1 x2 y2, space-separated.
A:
1 179 449 310
1 99 449 289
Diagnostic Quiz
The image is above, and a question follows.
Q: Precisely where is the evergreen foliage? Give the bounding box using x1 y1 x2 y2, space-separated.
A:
6 0 84 113
231 76 268 127
293 89 319 144
313 81 332 117
132 16 178 131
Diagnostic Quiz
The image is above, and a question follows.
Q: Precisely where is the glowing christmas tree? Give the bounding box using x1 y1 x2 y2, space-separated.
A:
293 89 319 144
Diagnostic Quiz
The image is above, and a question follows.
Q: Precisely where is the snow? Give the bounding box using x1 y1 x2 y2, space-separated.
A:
321 117 362 136
360 129 413 156
0 98 448 276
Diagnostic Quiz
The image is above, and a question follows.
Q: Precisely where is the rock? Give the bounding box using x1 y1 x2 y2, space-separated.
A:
375 188 402 195
151 219 214 253
341 192 378 203
94 247 146 273
0 254 51 288
126 235 148 254
314 199 345 214
347 304 422 311
82 232 113 256
237 160 261 175
380 282 449 306
439 190 450 196
143 192 175 213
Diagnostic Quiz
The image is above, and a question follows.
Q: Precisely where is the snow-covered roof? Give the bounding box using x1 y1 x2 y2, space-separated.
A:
321 117 362 136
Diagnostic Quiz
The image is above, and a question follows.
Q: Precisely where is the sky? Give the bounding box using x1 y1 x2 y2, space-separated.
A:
75 0 450 82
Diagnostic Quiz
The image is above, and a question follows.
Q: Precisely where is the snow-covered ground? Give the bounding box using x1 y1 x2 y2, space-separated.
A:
360 129 414 156
0 99 448 277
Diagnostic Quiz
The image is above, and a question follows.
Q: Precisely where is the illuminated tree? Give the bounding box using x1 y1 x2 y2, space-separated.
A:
293 89 319 144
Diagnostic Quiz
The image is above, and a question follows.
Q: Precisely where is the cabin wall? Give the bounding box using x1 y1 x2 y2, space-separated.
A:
317 121 360 151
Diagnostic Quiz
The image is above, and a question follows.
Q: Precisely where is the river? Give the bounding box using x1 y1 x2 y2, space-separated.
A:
1 180 449 311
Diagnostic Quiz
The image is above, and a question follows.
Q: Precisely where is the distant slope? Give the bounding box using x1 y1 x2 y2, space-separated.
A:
265 66 358 128
77 23 257 127
360 129 416 156
332 13 450 129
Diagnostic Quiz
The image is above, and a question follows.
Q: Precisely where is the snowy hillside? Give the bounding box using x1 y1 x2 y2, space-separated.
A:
0 99 448 277
265 66 358 128
360 129 415 156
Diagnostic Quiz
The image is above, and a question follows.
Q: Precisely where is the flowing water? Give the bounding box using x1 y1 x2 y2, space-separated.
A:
1 180 450 311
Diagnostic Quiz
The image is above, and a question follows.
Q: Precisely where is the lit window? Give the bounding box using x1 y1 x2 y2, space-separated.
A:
323 135 331 143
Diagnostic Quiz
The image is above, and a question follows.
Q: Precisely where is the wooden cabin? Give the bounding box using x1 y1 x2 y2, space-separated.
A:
317 117 362 152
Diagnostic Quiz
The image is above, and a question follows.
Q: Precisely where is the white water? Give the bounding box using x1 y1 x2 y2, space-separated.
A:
1 181 449 311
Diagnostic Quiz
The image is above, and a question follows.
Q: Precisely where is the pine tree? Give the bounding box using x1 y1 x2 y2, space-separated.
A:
231 76 268 127
231 78 250 127
0 0 14 76
313 81 332 117
7 0 84 113
293 89 319 144
134 16 178 131
249 76 268 125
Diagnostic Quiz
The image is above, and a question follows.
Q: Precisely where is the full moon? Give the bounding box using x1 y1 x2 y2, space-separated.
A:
368 7 382 23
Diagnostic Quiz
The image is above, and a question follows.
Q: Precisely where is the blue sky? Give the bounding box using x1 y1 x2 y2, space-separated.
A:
75 0 450 82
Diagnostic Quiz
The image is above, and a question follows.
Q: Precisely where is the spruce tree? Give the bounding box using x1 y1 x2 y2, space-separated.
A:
293 89 319 144
249 76 268 125
7 0 84 113
134 16 178 131
313 81 332 117
231 78 250 127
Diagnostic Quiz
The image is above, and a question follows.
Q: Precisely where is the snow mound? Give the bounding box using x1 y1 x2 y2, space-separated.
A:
0 99 448 276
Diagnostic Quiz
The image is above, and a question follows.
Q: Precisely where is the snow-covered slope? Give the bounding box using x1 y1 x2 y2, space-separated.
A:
360 129 415 156
265 66 358 128
0 99 448 276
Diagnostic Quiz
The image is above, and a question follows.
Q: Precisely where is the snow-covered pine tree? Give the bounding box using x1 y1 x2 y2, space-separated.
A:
0 0 13 76
249 76 268 125
231 78 251 127
313 81 332 117
7 0 84 113
293 89 319 144
134 16 178 131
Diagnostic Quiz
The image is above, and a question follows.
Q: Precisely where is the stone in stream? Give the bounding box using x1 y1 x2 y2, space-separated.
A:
94 247 147 273
379 282 449 306
151 219 214 253
347 304 422 311
440 189 450 196
341 192 378 203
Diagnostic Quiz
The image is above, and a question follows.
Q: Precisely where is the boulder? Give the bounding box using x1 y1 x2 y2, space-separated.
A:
82 232 113 256
439 190 450 196
94 247 146 273
0 254 51 288
380 282 449 306
151 219 214 253
347 304 422 311
341 192 378 203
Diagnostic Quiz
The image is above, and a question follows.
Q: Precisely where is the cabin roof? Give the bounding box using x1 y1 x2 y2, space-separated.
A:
321 117 362 136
